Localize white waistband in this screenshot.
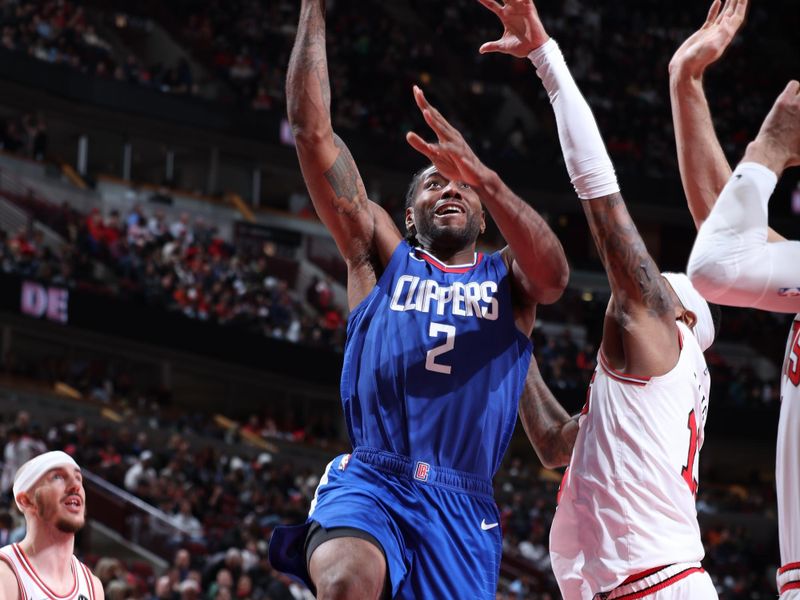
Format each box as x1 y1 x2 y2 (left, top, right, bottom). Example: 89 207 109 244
599 562 704 600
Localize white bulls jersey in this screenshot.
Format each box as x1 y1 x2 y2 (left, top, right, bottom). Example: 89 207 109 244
777 315 800 597
0 543 96 600
550 322 710 599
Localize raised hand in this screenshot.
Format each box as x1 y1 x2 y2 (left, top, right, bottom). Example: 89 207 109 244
405 86 489 187
745 81 800 173
669 0 748 79
476 0 548 58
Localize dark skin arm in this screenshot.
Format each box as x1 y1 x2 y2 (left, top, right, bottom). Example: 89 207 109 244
582 194 679 376
518 357 578 469
287 0 401 309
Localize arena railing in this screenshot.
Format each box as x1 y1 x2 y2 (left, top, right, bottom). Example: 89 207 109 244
82 469 204 561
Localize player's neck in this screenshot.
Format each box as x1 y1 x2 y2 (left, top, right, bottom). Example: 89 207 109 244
419 242 477 266
19 524 75 582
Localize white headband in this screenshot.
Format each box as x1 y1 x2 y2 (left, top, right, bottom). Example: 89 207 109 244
662 272 715 352
13 451 80 511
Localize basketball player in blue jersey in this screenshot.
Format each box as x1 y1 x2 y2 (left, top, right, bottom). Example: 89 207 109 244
268 1 569 598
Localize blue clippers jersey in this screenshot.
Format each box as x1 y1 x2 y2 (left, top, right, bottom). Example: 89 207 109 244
341 240 532 479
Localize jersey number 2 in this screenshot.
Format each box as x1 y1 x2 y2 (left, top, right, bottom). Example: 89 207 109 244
681 409 699 496
426 323 455 375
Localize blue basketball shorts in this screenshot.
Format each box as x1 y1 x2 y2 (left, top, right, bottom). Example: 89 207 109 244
268 448 503 599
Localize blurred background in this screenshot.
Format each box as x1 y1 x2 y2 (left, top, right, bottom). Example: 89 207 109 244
0 0 797 598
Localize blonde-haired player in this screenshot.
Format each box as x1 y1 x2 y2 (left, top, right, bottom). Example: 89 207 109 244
0 451 104 600
670 0 800 595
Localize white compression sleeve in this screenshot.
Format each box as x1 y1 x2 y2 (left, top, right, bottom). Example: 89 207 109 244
529 39 619 200
687 162 800 313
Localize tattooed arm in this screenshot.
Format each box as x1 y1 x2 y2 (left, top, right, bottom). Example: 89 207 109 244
287 0 400 308
519 357 578 469
581 194 680 375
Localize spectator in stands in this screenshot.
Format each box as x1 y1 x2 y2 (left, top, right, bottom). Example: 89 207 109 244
124 449 157 492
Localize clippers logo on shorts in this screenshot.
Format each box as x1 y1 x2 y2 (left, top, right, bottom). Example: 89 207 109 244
779 287 800 297
414 461 430 482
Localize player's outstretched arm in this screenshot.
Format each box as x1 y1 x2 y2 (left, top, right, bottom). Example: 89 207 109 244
406 87 569 316
688 82 800 313
287 0 400 307
669 0 784 242
669 0 742 229
518 357 578 469
478 0 678 373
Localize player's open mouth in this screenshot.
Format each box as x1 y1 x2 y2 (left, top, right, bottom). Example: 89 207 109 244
434 202 465 216
63 496 82 510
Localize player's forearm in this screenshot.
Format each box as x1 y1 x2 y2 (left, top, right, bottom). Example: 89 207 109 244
286 0 332 140
530 40 669 314
669 73 732 229
518 360 577 469
582 193 673 317
476 171 569 304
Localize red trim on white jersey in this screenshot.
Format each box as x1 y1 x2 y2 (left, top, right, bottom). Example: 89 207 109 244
598 352 651 386
605 564 705 599
11 543 78 599
0 553 25 600
414 248 484 273
79 562 95 600
779 562 800 595
782 581 800 595
780 562 800 575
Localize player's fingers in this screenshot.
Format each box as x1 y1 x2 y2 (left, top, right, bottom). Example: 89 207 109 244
713 0 730 24
406 132 437 160
786 80 800 97
732 0 749 23
703 0 722 26
414 88 455 137
476 0 503 17
413 85 429 112
479 39 504 54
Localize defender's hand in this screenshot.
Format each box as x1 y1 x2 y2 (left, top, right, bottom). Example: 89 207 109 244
406 86 488 188
669 0 748 80
477 0 549 58
745 81 800 174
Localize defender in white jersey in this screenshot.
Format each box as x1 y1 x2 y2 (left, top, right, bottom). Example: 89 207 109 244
0 451 103 600
476 0 719 597
668 0 800 595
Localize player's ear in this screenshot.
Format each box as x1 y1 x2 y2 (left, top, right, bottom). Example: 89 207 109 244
405 207 416 233
680 308 698 330
16 491 34 512
480 209 486 234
